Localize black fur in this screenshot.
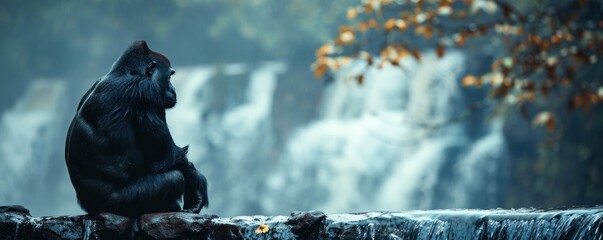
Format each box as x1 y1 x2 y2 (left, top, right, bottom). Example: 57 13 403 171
65 41 208 217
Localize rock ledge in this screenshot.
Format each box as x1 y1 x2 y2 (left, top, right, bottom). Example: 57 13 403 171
1 205 602 239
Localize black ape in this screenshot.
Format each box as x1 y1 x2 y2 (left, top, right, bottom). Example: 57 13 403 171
65 41 208 217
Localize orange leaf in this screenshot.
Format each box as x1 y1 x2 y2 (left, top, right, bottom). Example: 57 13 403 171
339 25 355 34
411 49 422 61
438 0 454 7
255 224 270 234
461 75 483 87
384 18 396 31
528 34 541 45
532 111 555 132
454 32 469 46
316 44 335 57
395 19 408 31
436 44 445 58
415 25 433 39
368 19 379 28
518 92 536 102
313 63 328 79
569 90 600 112
358 19 380 32
358 22 370 32
364 2 374 13
398 49 410 60
347 8 358 20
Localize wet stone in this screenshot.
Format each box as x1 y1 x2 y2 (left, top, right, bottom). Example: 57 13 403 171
0 206 602 239
287 210 327 237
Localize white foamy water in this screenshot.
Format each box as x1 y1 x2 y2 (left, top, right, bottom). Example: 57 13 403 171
264 51 504 214
0 80 72 215
167 62 287 216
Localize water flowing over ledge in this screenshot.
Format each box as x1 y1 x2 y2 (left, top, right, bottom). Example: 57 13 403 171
1 205 601 239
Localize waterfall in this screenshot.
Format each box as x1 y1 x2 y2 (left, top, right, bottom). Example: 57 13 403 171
264 51 505 214
167 62 287 216
0 80 73 216
0 53 506 217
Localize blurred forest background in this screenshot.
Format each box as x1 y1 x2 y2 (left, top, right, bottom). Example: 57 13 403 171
0 0 601 217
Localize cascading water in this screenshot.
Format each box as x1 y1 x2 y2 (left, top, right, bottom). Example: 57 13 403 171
1 52 506 218
167 62 287 216
265 51 505 214
166 51 505 216
0 80 76 215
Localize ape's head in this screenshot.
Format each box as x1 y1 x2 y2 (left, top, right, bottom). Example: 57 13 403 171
110 40 177 109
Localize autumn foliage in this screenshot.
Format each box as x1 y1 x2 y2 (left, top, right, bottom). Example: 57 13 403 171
312 0 603 132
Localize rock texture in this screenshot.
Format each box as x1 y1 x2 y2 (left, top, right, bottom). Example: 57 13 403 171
1 205 602 239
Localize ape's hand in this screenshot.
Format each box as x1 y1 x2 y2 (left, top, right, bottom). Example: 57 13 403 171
173 156 209 214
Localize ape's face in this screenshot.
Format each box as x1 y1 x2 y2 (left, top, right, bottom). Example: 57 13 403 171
146 54 177 109
110 40 177 109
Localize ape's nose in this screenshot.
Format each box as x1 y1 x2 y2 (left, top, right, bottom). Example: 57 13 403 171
170 68 176 76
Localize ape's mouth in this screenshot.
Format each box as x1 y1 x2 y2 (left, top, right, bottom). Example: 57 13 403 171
164 83 177 109
168 82 176 93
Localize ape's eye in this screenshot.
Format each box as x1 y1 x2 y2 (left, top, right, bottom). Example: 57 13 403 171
146 61 157 76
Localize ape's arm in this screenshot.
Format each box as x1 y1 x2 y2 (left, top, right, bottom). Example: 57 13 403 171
172 146 209 213
108 170 185 206
180 162 209 213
